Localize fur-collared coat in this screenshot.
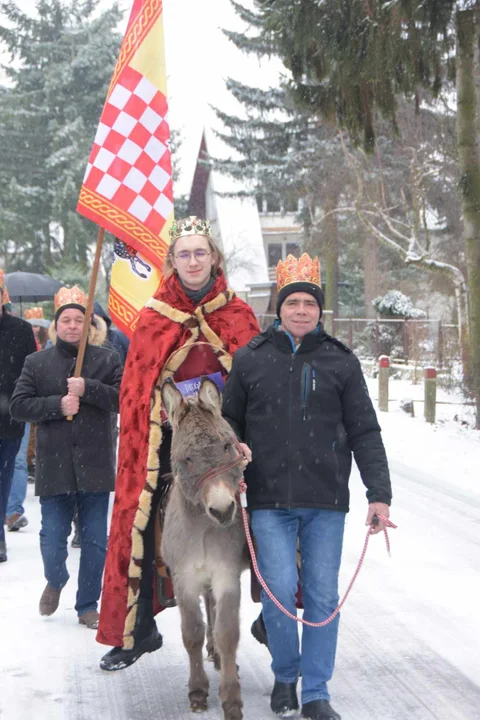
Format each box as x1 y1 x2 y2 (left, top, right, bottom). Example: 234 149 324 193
97 270 259 649
10 326 122 496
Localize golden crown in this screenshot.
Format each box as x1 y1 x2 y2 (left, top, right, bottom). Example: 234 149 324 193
54 286 88 314
276 253 321 291
25 306 45 320
0 269 10 304
169 216 212 243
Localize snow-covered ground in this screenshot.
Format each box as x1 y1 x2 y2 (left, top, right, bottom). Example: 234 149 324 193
1 383 479 720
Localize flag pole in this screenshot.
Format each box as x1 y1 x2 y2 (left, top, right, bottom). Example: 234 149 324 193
67 225 105 421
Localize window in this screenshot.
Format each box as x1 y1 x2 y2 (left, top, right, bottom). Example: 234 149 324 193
265 195 281 213
284 197 298 213
286 243 301 258
267 243 283 267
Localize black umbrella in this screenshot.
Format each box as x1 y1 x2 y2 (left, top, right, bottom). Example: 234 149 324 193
5 271 63 303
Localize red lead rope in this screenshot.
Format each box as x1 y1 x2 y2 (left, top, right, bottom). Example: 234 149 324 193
238 479 397 628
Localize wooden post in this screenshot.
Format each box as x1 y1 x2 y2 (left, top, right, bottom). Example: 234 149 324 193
424 366 437 424
67 226 105 421
378 355 390 412
323 310 333 335
437 320 443 368
403 319 409 362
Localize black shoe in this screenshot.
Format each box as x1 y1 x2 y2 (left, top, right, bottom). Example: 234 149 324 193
100 625 163 671
251 612 269 649
301 699 341 720
99 597 162 671
270 681 299 717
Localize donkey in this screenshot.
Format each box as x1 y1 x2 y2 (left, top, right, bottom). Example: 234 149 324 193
160 377 249 720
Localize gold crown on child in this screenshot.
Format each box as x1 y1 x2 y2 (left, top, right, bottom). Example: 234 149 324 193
169 216 212 243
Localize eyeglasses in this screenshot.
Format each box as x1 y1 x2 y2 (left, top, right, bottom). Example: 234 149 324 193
174 249 212 262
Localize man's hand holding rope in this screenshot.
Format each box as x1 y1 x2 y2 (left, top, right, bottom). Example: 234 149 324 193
366 502 390 535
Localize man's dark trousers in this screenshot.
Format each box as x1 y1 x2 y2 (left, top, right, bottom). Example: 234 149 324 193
0 437 22 544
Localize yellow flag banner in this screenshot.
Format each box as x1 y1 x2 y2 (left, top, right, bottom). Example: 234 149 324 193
77 0 173 337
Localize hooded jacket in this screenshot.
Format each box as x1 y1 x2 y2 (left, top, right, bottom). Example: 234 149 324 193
222 324 392 512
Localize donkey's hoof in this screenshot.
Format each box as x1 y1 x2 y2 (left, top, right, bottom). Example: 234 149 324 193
207 649 221 671
222 700 243 720
189 690 208 713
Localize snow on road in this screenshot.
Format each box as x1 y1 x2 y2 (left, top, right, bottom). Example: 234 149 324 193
1 393 479 720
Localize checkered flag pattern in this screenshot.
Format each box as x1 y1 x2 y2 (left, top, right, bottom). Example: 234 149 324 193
83 65 173 237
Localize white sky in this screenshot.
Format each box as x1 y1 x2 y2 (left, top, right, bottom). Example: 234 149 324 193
0 0 282 195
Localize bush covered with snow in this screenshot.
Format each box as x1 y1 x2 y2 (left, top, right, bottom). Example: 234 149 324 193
373 290 426 320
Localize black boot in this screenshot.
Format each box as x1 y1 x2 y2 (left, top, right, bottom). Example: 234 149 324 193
270 681 299 717
99 598 163 671
301 699 341 720
251 611 269 649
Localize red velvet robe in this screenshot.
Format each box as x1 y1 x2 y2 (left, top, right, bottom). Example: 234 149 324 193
97 271 259 647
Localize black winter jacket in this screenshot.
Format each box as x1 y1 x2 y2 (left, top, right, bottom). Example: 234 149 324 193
222 325 392 512
10 337 122 496
0 312 37 439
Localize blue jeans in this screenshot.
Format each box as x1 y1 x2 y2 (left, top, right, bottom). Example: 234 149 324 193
0 437 22 544
40 491 110 617
251 508 346 705
7 423 30 517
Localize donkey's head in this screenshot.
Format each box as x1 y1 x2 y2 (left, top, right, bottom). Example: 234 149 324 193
161 377 244 527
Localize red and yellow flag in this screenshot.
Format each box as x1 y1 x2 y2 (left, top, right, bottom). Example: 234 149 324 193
77 0 173 337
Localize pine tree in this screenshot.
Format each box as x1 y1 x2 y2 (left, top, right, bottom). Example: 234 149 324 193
224 0 480 426
0 0 122 272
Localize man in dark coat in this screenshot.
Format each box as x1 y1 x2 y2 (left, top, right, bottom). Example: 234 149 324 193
10 286 122 628
222 254 392 720
0 270 37 563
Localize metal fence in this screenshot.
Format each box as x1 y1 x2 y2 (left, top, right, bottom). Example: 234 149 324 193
256 314 460 368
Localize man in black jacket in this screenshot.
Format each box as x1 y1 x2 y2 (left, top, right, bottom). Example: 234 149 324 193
222 254 392 720
10 286 122 628
0 271 37 563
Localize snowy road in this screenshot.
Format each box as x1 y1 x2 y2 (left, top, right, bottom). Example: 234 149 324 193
1 432 480 720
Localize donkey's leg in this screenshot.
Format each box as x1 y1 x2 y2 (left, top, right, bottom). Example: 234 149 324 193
177 583 209 713
212 573 243 720
204 589 220 670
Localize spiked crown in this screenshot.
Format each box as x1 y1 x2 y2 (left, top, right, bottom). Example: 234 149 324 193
54 285 88 318
0 269 11 305
25 307 45 320
276 253 324 317
169 216 212 243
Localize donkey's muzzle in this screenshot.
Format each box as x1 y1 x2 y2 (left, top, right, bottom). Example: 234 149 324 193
208 502 236 526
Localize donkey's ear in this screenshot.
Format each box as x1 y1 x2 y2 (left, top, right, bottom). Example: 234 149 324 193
161 378 184 425
198 377 222 415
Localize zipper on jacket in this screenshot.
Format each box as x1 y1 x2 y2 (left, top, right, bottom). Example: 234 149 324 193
301 363 311 422
287 353 295 507
332 441 339 505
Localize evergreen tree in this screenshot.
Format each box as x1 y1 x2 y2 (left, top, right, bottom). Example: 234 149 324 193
224 0 480 426
0 0 122 272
